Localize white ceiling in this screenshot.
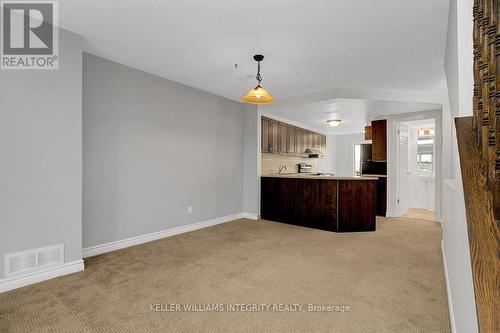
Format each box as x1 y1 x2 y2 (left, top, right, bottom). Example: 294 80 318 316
263 99 441 135
59 0 449 102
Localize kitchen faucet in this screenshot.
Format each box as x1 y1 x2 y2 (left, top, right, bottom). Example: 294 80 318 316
278 165 287 174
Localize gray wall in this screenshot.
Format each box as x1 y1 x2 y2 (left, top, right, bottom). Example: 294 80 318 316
242 105 259 215
83 54 247 248
0 29 83 278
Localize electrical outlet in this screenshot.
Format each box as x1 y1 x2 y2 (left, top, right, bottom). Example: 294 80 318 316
187 206 192 214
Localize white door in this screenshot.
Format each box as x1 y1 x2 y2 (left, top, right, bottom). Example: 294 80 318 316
398 124 410 216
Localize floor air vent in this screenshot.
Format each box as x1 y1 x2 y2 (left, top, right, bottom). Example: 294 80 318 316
5 245 64 278
6 251 36 277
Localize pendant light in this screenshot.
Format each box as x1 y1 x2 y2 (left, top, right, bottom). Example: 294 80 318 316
242 55 275 105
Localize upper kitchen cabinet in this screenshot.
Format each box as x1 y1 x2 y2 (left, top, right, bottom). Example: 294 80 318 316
261 116 326 157
371 120 387 161
294 128 306 155
312 133 321 149
278 123 287 153
364 125 372 140
319 135 326 157
261 117 270 152
278 123 296 154
261 117 280 153
269 119 280 153
306 132 314 149
286 125 296 154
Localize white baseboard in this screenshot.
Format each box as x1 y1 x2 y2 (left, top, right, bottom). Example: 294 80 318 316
0 259 84 293
241 212 259 220
441 240 456 333
82 213 244 258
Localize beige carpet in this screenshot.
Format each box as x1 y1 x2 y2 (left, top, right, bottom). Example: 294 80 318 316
403 208 436 222
0 217 450 333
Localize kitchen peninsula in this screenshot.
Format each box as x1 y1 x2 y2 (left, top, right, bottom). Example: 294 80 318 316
261 174 378 232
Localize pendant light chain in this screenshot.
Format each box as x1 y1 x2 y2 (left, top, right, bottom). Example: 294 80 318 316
256 61 262 85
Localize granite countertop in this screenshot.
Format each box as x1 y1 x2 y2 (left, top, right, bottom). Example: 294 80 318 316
261 173 379 180
360 174 387 178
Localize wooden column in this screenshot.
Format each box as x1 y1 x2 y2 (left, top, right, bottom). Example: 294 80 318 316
469 2 500 332
473 0 500 218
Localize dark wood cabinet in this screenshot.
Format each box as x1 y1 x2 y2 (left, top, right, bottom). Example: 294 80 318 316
261 117 326 157
295 129 306 155
296 128 316 156
312 180 338 231
371 120 387 161
312 133 320 149
364 119 387 214
261 177 377 233
260 117 280 153
278 123 287 153
261 177 296 223
337 180 377 232
278 123 295 154
376 177 387 217
364 125 372 140
304 132 311 150
261 116 327 157
262 177 338 232
295 179 320 228
269 119 280 153
261 117 270 152
286 125 296 153
319 135 326 157
295 179 338 231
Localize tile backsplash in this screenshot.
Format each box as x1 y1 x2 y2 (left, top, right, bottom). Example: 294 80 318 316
261 153 318 175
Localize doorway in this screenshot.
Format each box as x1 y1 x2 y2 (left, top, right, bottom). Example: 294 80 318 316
397 119 437 221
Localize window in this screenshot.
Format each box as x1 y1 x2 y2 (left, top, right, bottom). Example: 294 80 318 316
416 128 434 175
354 144 361 175
417 152 433 173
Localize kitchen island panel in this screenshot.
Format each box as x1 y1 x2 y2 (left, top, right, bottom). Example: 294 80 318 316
295 179 337 231
337 180 377 232
261 177 376 232
261 177 297 224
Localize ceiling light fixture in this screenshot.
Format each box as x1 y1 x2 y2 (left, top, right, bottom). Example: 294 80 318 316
242 55 275 105
327 119 341 127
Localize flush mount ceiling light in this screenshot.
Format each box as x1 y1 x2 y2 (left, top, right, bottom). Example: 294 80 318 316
242 55 275 105
327 119 342 127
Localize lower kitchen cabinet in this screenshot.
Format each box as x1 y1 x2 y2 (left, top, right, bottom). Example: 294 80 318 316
260 177 296 223
261 176 377 232
376 177 387 217
337 180 377 232
295 179 337 231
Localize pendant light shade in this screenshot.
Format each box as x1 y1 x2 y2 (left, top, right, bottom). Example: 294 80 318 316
242 55 275 105
242 85 275 104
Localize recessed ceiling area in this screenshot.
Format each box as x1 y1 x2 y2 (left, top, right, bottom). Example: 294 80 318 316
402 119 436 129
263 99 441 135
59 0 449 102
